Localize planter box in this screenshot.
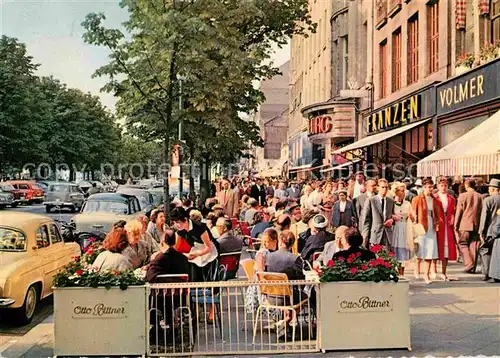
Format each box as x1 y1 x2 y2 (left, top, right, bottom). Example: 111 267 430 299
54 286 147 356
319 280 410 352
455 65 471 75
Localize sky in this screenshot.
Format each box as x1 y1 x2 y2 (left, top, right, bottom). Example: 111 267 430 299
0 0 290 112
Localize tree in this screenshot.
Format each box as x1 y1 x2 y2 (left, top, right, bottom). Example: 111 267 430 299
82 0 315 205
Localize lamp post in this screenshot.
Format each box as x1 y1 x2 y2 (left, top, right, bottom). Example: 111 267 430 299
177 74 185 198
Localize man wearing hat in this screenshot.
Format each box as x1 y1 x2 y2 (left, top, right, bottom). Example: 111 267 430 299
244 198 259 225
479 178 500 281
301 214 334 262
287 181 301 199
287 201 302 224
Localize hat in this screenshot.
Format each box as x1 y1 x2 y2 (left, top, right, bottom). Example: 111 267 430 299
312 214 328 229
287 202 300 211
247 198 258 206
488 178 500 188
414 179 423 187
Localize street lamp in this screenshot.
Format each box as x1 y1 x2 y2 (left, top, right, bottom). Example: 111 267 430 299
176 74 186 197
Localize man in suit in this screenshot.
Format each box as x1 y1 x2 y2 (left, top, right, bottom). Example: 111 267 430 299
216 217 243 254
455 178 484 273
362 179 395 249
216 178 239 218
478 179 500 280
287 181 301 199
250 178 267 206
274 181 288 199
354 179 376 232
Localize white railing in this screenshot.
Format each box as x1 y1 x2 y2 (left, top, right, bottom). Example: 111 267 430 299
146 279 319 356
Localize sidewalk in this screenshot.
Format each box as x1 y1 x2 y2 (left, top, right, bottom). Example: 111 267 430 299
1 263 498 357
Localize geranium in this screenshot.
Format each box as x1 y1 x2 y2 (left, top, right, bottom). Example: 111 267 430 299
319 246 401 283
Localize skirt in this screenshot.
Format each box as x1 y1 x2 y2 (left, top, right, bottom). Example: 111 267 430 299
416 214 438 260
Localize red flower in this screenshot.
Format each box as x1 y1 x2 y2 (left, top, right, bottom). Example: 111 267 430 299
384 262 391 268
388 252 395 257
337 256 345 262
370 244 383 253
75 269 83 276
73 256 80 262
87 249 94 255
347 257 354 263
89 237 96 242
356 252 362 257
113 270 119 276
327 260 335 267
368 259 377 267
360 264 369 270
350 267 358 274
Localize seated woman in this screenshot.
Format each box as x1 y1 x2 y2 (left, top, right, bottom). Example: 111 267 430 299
254 228 279 272
266 230 305 281
333 228 376 262
123 220 152 269
314 225 349 268
93 228 133 272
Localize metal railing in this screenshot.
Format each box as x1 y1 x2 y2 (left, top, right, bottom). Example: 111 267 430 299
146 279 319 356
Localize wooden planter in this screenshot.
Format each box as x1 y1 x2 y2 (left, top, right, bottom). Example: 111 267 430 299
318 280 410 352
455 65 471 75
54 286 147 356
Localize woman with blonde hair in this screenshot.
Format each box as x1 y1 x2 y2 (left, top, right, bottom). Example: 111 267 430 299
391 182 414 276
123 219 153 269
300 185 313 210
189 209 203 223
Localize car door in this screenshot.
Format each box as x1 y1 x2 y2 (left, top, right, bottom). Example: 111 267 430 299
47 223 68 272
35 224 56 297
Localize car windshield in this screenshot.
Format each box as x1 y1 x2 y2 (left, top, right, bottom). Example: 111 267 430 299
82 200 129 214
50 185 69 192
0 227 27 252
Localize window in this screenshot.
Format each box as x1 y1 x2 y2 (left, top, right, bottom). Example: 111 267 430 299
392 28 402 92
319 19 322 52
380 40 388 98
323 66 327 99
408 14 419 84
492 0 500 45
342 36 349 90
36 225 50 249
49 224 62 244
428 1 439 74
324 9 327 47
0 227 27 252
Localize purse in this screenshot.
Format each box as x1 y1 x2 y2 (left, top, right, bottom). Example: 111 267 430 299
412 223 426 238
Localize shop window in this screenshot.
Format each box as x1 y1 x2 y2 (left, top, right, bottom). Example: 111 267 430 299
427 122 433 151
418 125 426 152
380 39 388 98
342 36 349 90
492 0 500 45
392 28 402 92
427 1 439 74
405 131 411 153
411 127 419 154
408 13 419 84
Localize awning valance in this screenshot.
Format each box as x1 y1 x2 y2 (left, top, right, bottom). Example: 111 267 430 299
417 111 500 177
333 119 431 154
321 159 362 173
289 163 312 172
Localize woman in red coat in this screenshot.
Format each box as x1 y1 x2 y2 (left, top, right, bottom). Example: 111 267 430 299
434 177 458 280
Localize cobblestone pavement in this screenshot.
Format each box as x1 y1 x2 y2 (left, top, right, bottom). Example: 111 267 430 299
0 263 498 357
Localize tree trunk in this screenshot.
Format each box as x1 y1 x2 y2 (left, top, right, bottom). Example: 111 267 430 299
200 157 211 205
69 165 75 182
189 145 195 201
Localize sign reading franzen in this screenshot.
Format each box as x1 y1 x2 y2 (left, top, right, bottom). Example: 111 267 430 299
338 295 392 313
437 59 500 116
366 95 421 134
73 303 127 318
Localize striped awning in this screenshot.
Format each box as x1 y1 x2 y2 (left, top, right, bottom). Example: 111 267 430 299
417 111 500 177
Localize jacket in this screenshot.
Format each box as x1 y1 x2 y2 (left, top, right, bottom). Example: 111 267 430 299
455 190 484 232
266 248 305 280
412 193 442 233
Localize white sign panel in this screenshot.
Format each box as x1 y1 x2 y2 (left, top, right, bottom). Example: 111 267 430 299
337 294 393 313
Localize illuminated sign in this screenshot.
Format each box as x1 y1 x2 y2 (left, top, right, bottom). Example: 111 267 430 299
308 115 333 136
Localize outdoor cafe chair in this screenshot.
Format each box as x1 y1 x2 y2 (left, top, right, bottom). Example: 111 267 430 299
219 251 242 280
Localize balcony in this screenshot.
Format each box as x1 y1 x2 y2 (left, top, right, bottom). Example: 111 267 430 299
388 0 402 18
376 0 388 29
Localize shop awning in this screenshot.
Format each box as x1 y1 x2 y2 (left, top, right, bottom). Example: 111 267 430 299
417 111 500 177
321 159 362 173
289 163 312 172
333 119 432 154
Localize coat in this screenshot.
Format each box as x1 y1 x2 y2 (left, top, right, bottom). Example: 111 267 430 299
455 190 484 232
216 188 239 218
411 193 442 233
354 193 372 230
250 185 267 206
479 195 500 237
434 193 457 260
332 200 357 228
361 195 395 247
266 248 305 280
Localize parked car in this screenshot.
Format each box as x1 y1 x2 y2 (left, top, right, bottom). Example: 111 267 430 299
115 187 154 211
0 183 19 208
43 182 85 213
0 187 15 209
7 181 45 204
0 212 81 324
70 193 144 235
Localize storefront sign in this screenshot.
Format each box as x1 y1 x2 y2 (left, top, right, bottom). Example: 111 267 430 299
437 59 500 116
338 295 393 313
366 95 422 134
309 115 333 135
72 302 128 318
307 107 356 141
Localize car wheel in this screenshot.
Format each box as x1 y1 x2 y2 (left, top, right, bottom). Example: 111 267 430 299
10 202 19 208
12 285 39 325
45 205 52 213
26 200 33 206
0 204 5 210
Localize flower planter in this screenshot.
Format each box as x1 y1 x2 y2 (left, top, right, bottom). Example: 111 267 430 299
455 65 470 75
318 280 410 352
54 286 147 356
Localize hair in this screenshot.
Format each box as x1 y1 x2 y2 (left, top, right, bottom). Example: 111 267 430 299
206 212 218 226
276 214 291 229
113 220 127 229
378 178 389 186
302 208 319 224
164 229 176 247
182 198 192 207
150 209 160 223
391 181 406 194
422 178 434 186
217 217 232 231
102 228 129 253
241 194 249 204
249 199 259 207
437 176 448 185
262 227 278 243
464 178 477 189
275 200 288 211
124 219 143 232
189 209 203 222
345 228 363 248
279 230 296 249
170 207 188 222
253 211 264 224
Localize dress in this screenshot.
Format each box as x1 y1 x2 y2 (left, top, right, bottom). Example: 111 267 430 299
416 196 439 260
392 201 411 262
436 192 458 260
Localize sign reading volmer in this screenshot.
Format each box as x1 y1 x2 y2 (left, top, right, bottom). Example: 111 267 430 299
436 58 500 116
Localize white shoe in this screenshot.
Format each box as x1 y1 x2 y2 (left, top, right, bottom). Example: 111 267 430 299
430 272 437 280
414 272 420 280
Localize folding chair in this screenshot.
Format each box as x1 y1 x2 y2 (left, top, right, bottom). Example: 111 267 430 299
252 272 310 344
240 258 255 280
219 251 242 280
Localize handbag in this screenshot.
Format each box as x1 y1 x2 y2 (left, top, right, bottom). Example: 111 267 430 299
412 223 426 238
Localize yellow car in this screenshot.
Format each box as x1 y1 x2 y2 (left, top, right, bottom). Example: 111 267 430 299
0 212 81 324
